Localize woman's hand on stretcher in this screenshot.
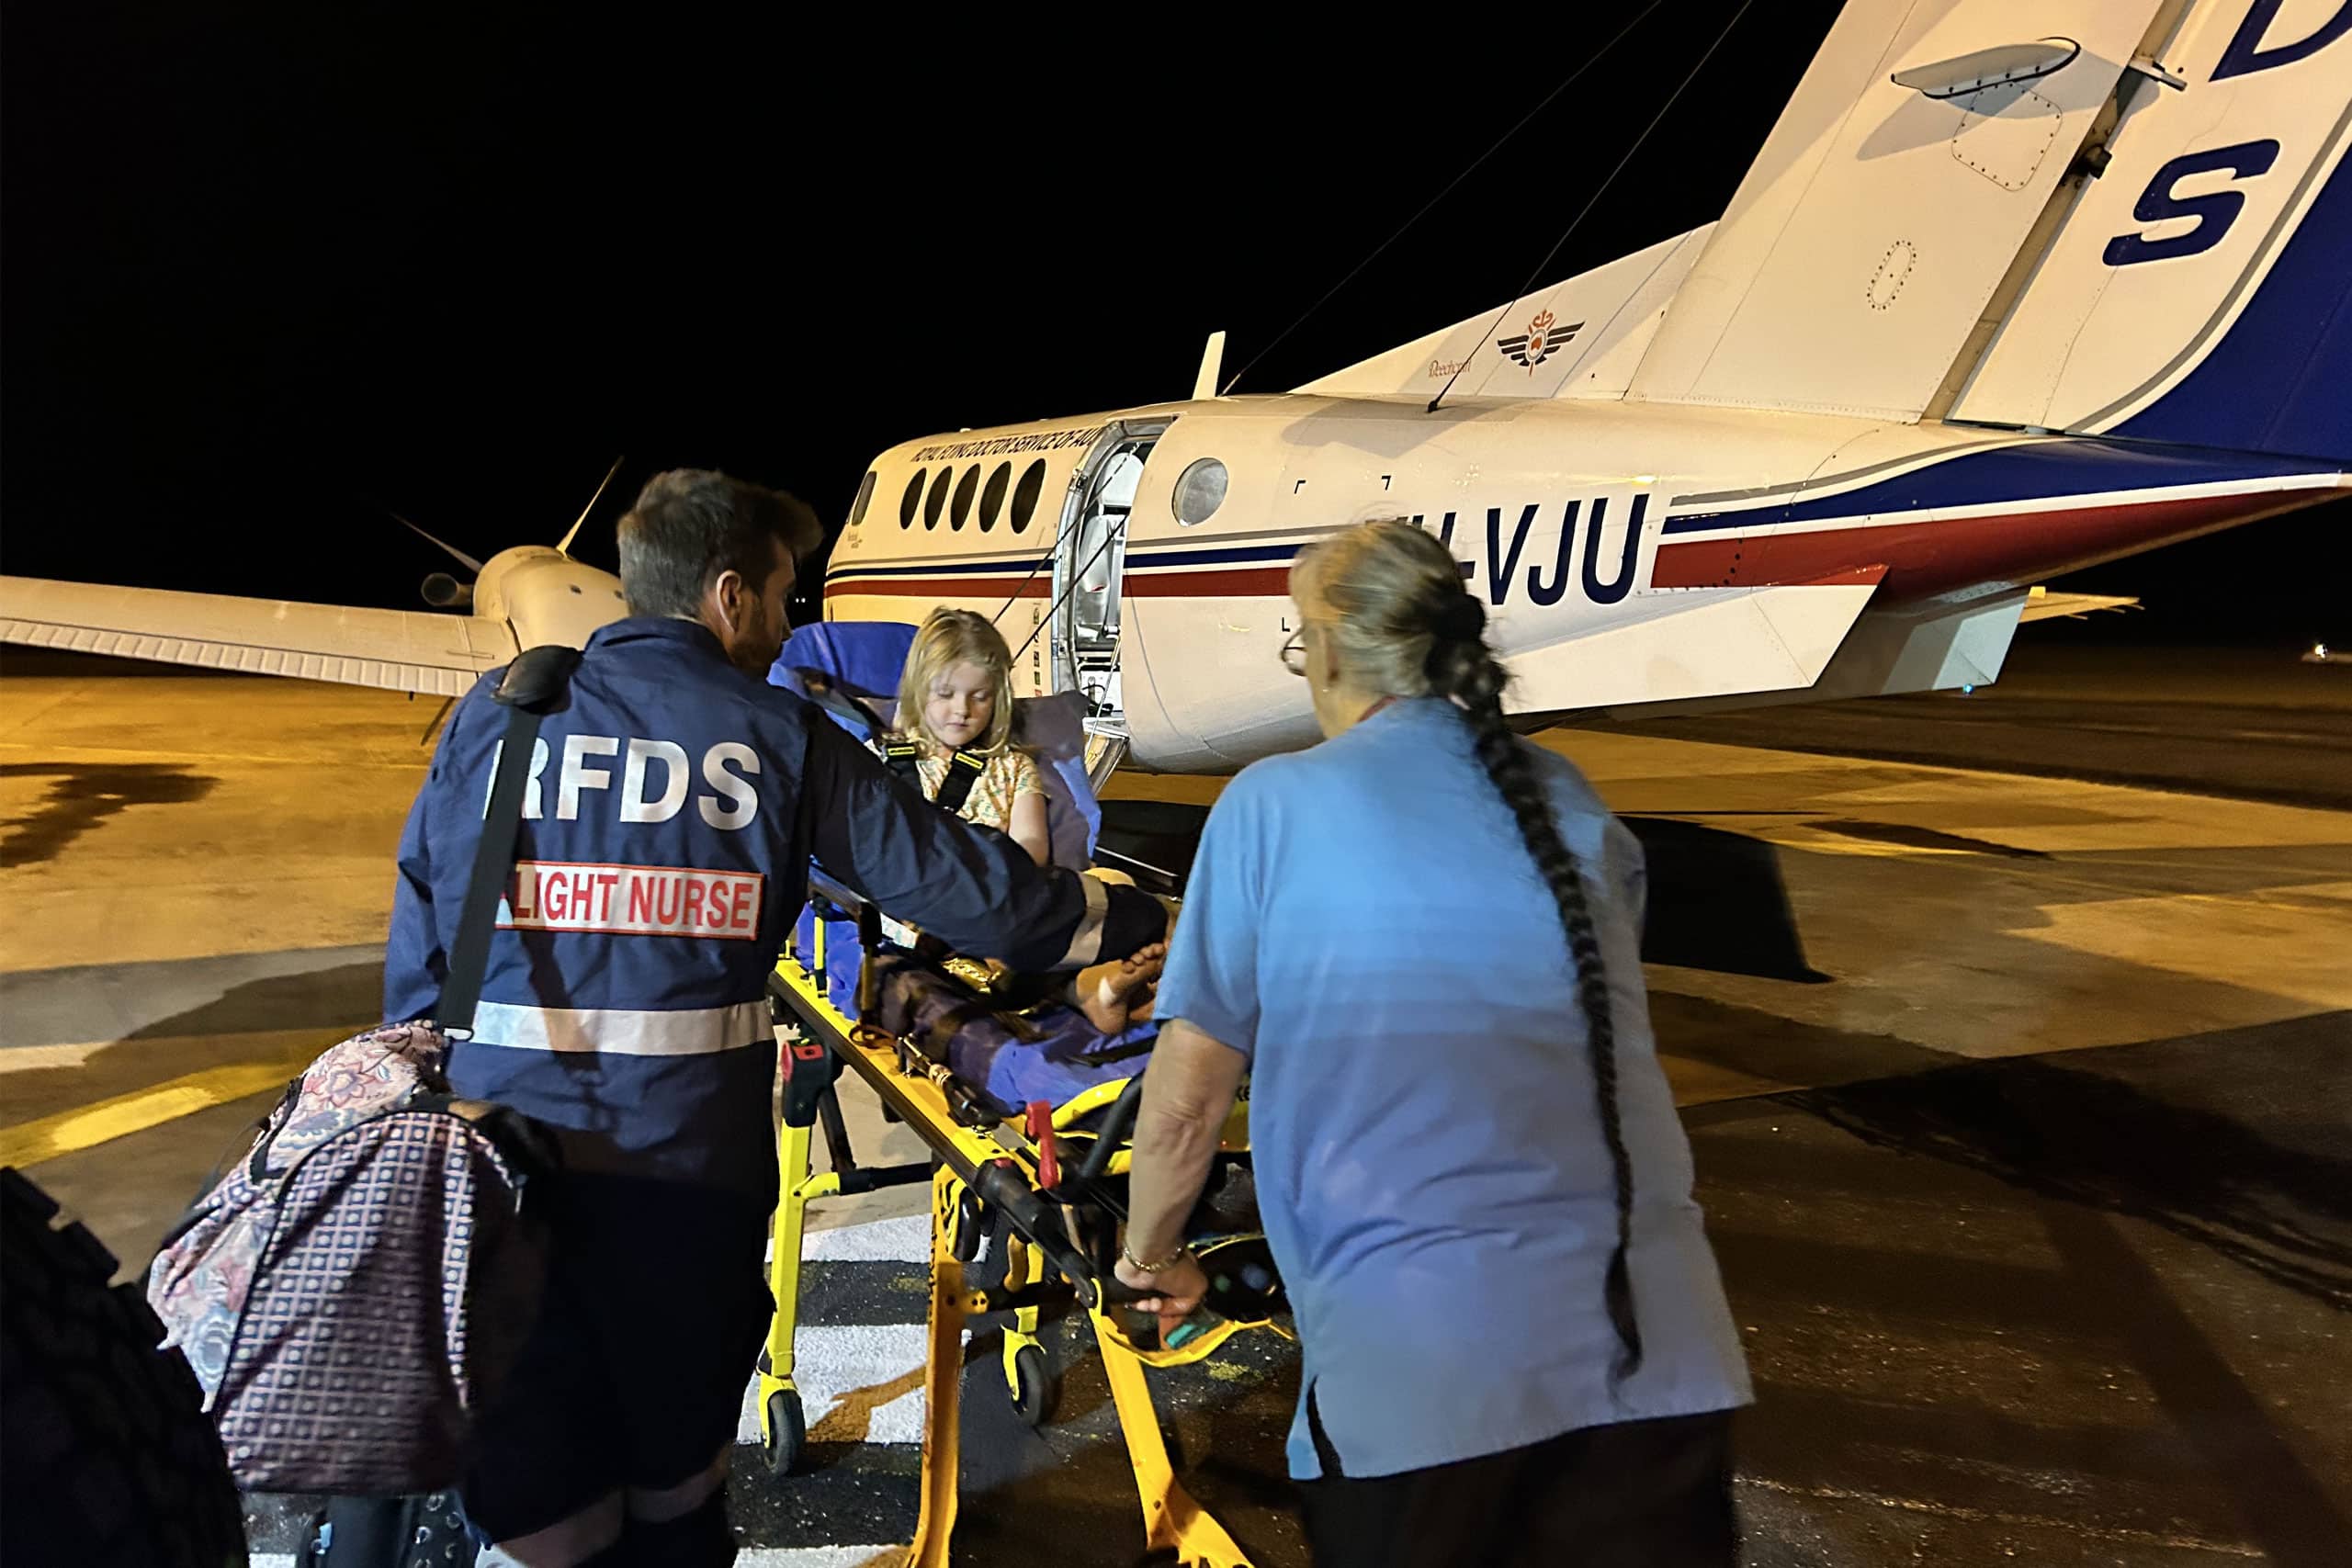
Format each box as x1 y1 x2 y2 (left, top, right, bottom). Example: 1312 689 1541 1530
1114 1251 1211 1341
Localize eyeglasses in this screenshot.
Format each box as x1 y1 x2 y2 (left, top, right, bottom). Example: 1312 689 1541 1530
1280 627 1306 677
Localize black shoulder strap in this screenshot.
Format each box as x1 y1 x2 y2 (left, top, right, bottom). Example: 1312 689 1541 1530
435 646 581 1038
933 750 988 815
883 740 988 816
882 739 926 787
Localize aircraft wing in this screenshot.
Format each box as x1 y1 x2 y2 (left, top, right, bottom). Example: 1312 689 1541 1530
2019 588 2140 622
0 576 515 696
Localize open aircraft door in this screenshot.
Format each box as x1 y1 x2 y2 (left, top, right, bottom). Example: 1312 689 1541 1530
1049 420 1171 774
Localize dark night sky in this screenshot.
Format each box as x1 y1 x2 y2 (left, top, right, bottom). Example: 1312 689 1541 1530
3 3 2338 645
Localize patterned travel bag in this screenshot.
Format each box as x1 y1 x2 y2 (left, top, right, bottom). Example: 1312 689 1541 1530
146 1021 556 1494
144 648 575 1495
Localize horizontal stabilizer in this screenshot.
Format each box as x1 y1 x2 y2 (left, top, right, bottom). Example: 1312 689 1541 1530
1505 572 1887 717
2020 587 2139 621
1579 590 2030 723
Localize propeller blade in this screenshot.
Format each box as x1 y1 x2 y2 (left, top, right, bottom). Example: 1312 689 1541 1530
418 694 458 747
558 456 625 556
390 512 484 575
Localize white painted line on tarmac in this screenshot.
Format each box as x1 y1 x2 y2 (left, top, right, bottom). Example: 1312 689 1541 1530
736 1322 947 1447
799 1213 929 1263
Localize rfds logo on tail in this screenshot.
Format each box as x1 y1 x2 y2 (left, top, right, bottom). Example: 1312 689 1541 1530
1497 310 1584 371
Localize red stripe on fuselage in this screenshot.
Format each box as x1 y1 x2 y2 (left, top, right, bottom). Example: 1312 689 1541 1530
1123 567 1293 597
824 567 1294 599
825 576 1053 599
827 487 2319 607
1652 490 2304 599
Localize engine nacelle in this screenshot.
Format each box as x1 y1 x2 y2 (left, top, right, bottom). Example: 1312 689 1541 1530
421 572 472 609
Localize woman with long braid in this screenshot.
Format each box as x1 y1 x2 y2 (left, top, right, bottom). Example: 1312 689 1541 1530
1115 521 1748 1567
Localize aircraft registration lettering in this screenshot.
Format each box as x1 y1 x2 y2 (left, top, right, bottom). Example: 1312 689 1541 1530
501 860 764 940
1415 494 1651 608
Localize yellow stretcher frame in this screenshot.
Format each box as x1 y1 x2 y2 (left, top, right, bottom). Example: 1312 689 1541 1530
760 933 1261 1568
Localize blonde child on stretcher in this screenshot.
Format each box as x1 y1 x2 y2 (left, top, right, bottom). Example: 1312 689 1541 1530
885 608 1163 1033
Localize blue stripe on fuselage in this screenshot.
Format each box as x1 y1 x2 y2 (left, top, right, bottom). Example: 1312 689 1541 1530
1659 437 2337 536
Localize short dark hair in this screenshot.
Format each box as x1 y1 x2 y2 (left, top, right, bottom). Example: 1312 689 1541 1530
616 469 823 619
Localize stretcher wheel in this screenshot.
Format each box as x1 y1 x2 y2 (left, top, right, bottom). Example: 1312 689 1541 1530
762 1388 805 1476
951 1190 983 1263
1010 1344 1055 1427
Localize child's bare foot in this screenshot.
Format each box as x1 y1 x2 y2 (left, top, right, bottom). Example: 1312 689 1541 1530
1077 942 1166 1034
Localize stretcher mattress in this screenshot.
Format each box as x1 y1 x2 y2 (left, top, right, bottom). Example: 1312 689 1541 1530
867 951 1156 1117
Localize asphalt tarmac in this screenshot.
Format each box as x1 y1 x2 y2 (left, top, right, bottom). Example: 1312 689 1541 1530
2 637 2345 1566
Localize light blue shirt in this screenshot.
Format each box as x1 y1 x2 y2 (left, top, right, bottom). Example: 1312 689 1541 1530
1153 699 1751 1480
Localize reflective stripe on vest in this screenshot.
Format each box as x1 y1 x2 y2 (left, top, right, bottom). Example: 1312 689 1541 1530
468 1000 771 1056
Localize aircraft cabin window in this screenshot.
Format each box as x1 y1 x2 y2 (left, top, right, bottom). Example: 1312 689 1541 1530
924 466 954 530
949 465 980 530
978 462 1012 531
850 470 877 527
1173 457 1228 527
900 469 927 528
1009 459 1046 533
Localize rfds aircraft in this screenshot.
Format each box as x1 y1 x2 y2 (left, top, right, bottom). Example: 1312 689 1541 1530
6 0 2347 773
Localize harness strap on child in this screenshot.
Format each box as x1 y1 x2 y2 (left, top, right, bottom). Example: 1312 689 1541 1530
883 741 988 817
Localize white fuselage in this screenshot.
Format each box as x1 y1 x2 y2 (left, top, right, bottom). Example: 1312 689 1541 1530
820 396 2345 771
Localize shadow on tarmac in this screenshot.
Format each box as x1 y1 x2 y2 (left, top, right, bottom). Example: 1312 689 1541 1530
0 761 216 868
1710 1011 2352 1566
1787 1015 2352 1312
1097 800 1832 985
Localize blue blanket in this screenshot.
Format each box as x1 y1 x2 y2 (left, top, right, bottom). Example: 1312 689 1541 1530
869 951 1155 1116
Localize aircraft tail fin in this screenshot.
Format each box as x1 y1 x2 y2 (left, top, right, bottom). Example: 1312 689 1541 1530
1950 1 2352 462
1624 0 2181 422
1299 0 2351 464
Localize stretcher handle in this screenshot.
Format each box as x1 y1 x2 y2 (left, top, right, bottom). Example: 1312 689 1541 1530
1073 1076 1147 1189
969 1157 1094 1300
1096 1272 1153 1308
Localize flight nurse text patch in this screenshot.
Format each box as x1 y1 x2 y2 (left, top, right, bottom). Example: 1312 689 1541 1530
500 860 764 940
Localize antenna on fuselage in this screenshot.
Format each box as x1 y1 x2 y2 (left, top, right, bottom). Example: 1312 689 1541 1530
1429 0 1754 413
1192 333 1227 400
